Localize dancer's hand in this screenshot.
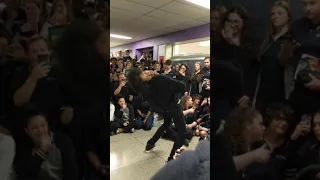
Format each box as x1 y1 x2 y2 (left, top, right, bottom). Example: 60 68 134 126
184 92 188 96
123 122 128 126
143 119 147 124
173 147 185 160
196 118 201 123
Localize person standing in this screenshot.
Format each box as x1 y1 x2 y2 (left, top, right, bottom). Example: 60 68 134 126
127 68 187 162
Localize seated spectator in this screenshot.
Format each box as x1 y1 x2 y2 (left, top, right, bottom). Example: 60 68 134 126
13 106 78 180
40 0 70 39
180 95 197 129
110 101 119 135
195 97 211 139
288 109 320 180
0 126 15 180
244 103 304 180
224 107 270 179
10 35 62 129
192 94 202 112
114 97 136 133
136 95 153 131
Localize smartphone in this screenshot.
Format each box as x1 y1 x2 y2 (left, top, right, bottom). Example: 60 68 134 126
301 114 312 128
38 54 50 65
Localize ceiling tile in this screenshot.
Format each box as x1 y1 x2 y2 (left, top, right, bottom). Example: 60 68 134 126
160 1 209 19
126 0 174 8
146 9 193 23
183 20 207 27
110 0 155 14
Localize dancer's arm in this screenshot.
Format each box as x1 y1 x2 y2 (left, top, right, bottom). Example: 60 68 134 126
169 78 187 93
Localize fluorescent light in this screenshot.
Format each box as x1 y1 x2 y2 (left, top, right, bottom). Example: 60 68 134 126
110 34 132 39
185 0 210 9
199 40 210 47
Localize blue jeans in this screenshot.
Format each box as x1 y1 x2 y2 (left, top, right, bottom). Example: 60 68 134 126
136 113 154 130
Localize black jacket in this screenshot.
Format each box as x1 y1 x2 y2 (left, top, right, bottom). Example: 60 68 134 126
144 75 186 113
211 38 258 102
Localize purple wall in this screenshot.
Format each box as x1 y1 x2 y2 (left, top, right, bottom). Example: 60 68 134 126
110 23 210 60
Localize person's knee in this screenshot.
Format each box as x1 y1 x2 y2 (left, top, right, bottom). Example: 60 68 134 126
200 131 207 137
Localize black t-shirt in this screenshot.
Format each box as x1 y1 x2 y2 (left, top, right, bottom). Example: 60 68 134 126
190 72 200 94
112 81 129 102
290 17 320 114
163 70 178 79
10 65 61 128
257 34 288 103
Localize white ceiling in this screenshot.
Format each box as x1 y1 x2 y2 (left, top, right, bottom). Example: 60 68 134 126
110 0 210 47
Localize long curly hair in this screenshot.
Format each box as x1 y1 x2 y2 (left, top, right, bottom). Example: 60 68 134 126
180 95 192 111
220 5 257 52
126 68 145 95
53 19 108 105
224 106 261 155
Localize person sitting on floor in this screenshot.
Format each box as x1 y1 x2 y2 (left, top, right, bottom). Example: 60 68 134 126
136 95 154 131
13 106 78 180
114 96 136 133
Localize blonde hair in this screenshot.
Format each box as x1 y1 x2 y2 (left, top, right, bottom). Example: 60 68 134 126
191 61 202 79
260 0 291 56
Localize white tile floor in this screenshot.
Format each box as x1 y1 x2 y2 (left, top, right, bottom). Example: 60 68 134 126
110 125 199 180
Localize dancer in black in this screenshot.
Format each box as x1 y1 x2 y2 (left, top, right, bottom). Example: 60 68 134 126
127 68 187 162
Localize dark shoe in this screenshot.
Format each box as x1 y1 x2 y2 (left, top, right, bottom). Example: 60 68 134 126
184 139 190 147
145 143 155 153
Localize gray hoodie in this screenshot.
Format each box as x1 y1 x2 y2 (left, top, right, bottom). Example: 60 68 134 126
151 140 210 180
0 134 15 180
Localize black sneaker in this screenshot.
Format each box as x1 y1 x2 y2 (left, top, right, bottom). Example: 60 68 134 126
184 139 190 147
145 143 155 153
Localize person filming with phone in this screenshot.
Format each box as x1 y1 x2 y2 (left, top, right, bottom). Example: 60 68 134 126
10 35 69 132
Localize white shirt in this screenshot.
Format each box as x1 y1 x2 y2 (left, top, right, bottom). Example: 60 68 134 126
110 103 115 121
0 134 15 180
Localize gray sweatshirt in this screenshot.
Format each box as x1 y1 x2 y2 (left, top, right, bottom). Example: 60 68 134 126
0 134 15 180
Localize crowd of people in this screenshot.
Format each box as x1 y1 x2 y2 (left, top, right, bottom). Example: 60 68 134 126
109 55 212 147
0 0 110 180
207 0 320 180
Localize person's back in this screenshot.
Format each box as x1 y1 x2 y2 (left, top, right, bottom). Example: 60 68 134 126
146 75 185 113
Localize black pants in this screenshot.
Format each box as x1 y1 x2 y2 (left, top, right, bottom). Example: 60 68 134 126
122 121 137 133
163 126 193 140
110 121 120 133
147 108 186 161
